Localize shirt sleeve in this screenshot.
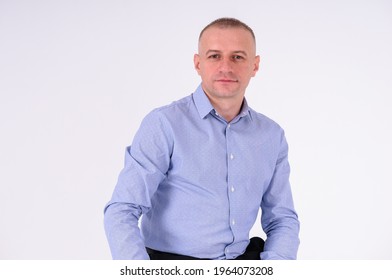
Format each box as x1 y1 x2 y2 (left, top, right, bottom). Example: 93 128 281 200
260 131 300 260
103 110 173 259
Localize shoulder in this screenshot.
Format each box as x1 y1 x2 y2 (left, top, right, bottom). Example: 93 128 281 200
138 94 193 131
248 107 284 135
147 94 193 119
247 108 289 154
154 94 193 114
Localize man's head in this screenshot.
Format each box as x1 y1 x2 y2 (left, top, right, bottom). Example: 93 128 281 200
198 18 256 46
194 18 260 105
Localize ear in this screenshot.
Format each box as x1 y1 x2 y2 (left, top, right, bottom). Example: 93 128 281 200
194 54 201 75
252 55 260 77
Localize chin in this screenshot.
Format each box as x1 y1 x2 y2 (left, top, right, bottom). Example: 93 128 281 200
215 87 241 96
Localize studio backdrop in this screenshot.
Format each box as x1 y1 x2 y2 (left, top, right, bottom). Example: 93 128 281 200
0 0 391 259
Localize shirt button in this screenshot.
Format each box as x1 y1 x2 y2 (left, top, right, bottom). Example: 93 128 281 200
230 154 234 160
225 248 230 254
232 219 236 226
231 186 235 192
227 124 231 128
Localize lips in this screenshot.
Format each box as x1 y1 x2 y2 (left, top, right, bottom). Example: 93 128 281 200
215 78 238 83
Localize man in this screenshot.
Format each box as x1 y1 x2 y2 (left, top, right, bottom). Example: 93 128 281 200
104 18 300 260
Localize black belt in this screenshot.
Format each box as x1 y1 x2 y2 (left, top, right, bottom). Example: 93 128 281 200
146 237 264 260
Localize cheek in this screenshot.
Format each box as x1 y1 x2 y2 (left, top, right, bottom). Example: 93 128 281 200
201 66 215 77
244 65 257 77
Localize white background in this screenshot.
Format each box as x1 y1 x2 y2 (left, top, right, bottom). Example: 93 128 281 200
1 0 391 259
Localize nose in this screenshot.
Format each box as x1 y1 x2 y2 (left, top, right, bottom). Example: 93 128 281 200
218 57 234 73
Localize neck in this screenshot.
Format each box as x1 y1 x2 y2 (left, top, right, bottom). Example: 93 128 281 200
208 96 243 122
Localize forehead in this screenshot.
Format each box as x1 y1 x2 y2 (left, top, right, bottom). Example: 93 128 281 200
198 26 256 53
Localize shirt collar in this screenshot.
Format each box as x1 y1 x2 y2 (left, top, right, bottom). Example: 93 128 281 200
193 84 215 119
192 83 252 121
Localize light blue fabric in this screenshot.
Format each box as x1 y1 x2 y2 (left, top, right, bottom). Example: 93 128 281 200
104 84 300 260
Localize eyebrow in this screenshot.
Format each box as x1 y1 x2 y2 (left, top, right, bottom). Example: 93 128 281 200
205 50 248 56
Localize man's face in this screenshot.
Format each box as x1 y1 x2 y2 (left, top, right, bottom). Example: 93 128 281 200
194 26 260 103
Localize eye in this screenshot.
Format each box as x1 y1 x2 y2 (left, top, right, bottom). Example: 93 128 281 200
233 55 244 60
208 54 220 59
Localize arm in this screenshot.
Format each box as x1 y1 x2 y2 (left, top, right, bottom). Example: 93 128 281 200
104 111 173 259
260 131 300 260
104 200 150 259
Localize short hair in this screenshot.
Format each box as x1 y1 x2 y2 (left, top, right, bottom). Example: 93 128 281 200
199 17 256 42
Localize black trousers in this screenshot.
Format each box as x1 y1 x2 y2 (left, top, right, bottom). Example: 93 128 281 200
146 237 264 260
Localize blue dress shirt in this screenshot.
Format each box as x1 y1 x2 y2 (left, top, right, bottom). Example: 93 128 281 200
104 84 300 260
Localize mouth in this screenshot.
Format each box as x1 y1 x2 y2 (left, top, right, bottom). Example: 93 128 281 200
215 79 238 83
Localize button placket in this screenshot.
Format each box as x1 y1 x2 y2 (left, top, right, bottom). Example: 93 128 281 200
225 121 238 250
